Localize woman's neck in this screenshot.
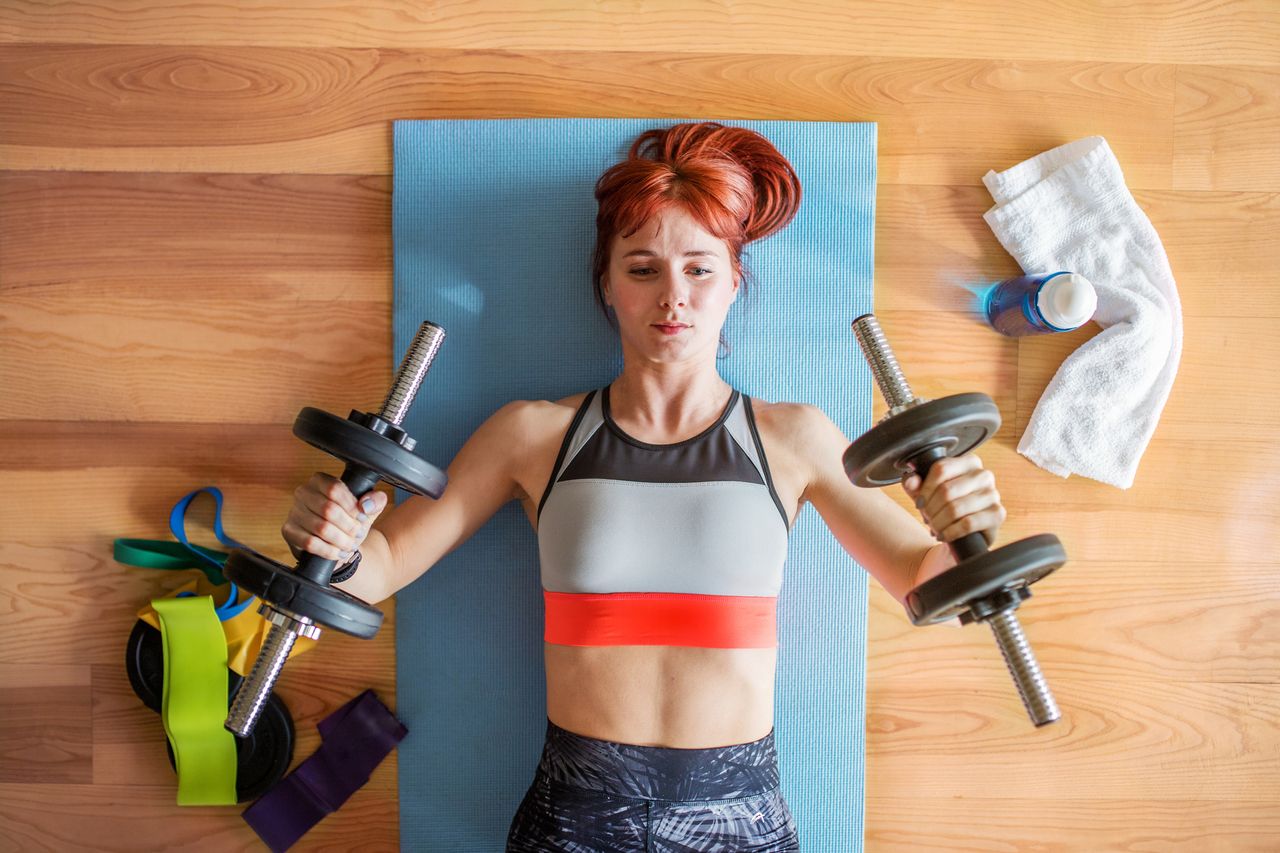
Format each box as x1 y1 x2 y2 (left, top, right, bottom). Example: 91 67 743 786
608 371 733 438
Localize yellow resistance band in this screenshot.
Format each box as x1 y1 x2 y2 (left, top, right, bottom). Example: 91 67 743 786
153 596 238 806
139 576 316 677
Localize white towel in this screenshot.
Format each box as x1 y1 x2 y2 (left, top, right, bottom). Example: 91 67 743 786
981 136 1184 490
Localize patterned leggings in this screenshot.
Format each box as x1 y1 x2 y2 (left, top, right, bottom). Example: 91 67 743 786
506 718 801 852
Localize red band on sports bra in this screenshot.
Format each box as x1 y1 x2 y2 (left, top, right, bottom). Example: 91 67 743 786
543 590 777 649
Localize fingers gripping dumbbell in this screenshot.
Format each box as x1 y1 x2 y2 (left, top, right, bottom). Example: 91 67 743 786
222 321 449 738
843 314 1066 728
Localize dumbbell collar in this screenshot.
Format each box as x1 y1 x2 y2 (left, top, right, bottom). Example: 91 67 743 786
346 409 417 453
879 395 929 425
260 602 322 640
958 586 1032 626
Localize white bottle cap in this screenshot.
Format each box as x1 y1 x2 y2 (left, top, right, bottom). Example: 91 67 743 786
1037 273 1097 330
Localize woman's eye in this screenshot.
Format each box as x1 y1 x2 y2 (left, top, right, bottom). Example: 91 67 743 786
628 267 713 276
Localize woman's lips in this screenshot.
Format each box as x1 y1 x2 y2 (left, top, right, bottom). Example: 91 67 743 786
653 324 687 336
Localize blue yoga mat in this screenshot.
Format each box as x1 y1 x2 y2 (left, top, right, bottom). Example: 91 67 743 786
392 117 876 851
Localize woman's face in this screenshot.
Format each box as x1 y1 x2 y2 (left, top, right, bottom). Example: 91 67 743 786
602 206 738 364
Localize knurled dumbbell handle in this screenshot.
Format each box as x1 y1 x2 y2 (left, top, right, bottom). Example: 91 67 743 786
226 614 302 737
380 321 446 428
988 609 1061 726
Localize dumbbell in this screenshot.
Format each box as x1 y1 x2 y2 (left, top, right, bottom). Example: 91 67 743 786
223 320 449 738
125 618 295 802
843 314 1066 727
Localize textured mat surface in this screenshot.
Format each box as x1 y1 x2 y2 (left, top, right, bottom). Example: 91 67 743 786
392 118 876 851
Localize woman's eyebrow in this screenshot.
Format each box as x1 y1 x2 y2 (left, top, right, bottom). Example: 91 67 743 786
623 250 717 258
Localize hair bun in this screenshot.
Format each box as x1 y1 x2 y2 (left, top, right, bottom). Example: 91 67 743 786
628 122 801 244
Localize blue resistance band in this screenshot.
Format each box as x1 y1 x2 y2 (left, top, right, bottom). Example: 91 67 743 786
113 487 256 621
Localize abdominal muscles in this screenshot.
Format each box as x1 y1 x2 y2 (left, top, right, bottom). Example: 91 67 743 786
543 642 778 749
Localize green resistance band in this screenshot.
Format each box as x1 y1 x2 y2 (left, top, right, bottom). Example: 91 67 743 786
114 538 230 587
152 596 238 806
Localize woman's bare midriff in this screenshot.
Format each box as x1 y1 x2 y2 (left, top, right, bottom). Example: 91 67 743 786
514 391 803 749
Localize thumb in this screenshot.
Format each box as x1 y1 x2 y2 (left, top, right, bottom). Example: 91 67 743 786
359 491 388 517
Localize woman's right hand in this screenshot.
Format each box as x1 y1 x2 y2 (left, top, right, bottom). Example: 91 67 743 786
282 472 390 563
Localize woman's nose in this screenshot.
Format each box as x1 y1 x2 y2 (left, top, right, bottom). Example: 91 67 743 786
658 275 688 308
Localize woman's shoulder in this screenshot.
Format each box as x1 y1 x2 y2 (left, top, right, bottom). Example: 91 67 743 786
740 393 816 431
551 390 594 410
740 396 850 471
487 391 594 439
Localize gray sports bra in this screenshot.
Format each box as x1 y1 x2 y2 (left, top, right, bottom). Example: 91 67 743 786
536 384 790 598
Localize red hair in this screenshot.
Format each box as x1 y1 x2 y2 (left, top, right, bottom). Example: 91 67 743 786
591 122 802 354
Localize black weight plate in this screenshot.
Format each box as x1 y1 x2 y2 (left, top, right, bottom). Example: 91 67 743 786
905 534 1066 626
294 407 447 499
127 619 239 714
843 393 1001 487
125 618 165 712
166 684 295 803
224 549 384 639
130 621 297 802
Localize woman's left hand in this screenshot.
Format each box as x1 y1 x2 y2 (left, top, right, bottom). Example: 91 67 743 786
900 453 1007 549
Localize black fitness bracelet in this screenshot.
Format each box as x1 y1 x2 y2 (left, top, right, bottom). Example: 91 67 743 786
330 550 362 583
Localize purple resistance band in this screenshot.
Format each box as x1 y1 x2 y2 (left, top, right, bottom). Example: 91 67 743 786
241 689 408 852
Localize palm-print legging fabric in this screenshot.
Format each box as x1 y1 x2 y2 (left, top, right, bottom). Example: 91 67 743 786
506 718 801 852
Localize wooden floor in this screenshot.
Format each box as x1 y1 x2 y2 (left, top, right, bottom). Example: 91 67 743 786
2 2 1278 850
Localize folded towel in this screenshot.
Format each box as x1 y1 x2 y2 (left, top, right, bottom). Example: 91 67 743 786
981 136 1184 489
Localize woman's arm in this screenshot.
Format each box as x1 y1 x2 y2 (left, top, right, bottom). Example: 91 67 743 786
335 399 531 604
795 404 1004 610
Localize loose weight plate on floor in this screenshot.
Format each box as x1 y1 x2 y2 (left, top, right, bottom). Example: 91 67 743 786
126 618 167 712
126 620 296 802
163 674 296 803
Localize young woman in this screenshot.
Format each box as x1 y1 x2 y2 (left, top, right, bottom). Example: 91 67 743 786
282 122 1006 851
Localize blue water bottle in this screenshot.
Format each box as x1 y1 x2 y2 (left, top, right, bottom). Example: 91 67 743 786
984 271 1097 337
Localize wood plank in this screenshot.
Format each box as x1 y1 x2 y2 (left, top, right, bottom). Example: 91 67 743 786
0 666 92 784
0 47 1176 182
864 798 1280 851
0 781 397 852
1 0 1276 66
874 185 1280 319
1176 64 1280 191
0 298 393 422
0 171 391 297
861 677 1280 800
